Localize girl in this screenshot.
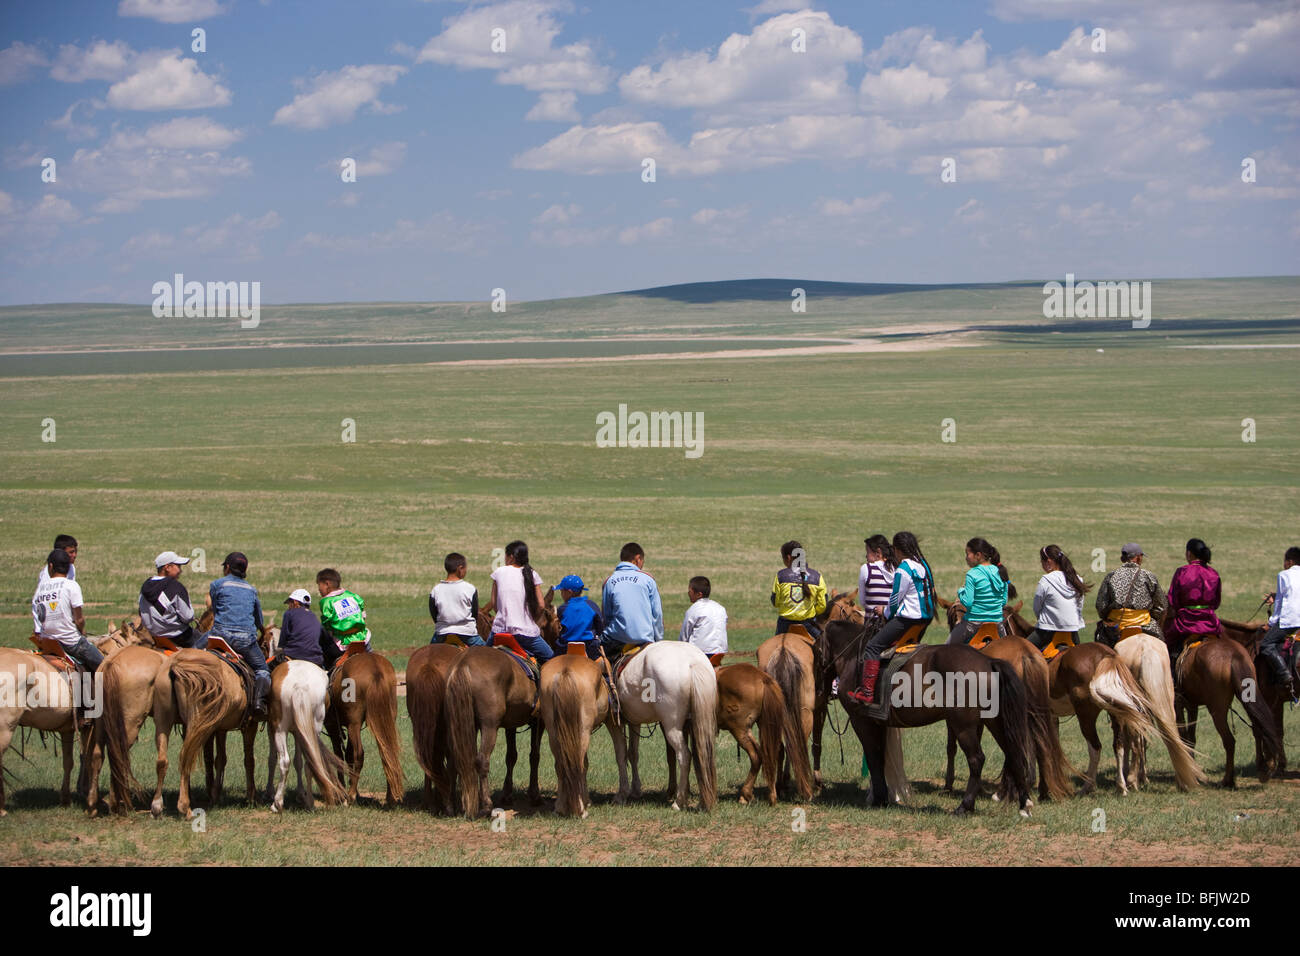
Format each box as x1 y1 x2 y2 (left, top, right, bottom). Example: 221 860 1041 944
1165 538 1221 661
483 540 551 662
857 534 895 618
1030 544 1089 649
946 538 1008 645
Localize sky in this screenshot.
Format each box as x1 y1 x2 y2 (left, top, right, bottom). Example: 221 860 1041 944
0 0 1297 305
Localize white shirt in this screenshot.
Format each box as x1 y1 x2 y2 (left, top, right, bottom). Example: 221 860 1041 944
490 565 543 637
680 598 728 654
1269 566 1300 629
38 563 76 587
1033 570 1086 631
431 578 479 637
32 576 83 646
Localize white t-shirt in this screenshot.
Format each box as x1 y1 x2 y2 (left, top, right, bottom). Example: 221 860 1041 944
431 579 479 637
490 565 543 637
1269 566 1300 629
680 598 728 654
38 563 76 587
32 576 84 646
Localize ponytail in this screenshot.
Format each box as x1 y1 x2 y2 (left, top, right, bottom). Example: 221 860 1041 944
1040 544 1092 596
1186 538 1212 565
505 539 540 617
865 533 896 572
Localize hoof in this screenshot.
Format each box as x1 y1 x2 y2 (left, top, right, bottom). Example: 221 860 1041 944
952 804 970 817
0 808 7 818
738 794 751 805
991 792 1002 803
580 809 589 820
670 800 682 811
613 792 627 806
1019 809 1031 819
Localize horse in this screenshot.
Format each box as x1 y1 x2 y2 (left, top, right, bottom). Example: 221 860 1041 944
405 641 466 814
1220 617 1294 774
611 640 718 812
938 598 1074 804
1175 636 1282 787
1110 630 1206 791
325 648 404 806
267 660 348 811
149 647 258 819
715 662 807 805
824 614 1032 815
444 645 543 818
540 650 616 817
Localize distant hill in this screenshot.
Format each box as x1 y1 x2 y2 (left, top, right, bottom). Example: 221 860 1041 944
614 278 1038 303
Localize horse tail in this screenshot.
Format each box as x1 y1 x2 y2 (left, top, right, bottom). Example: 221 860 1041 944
883 727 910 804
290 670 348 807
445 661 481 818
1022 654 1075 801
170 655 231 778
365 664 405 805
687 659 718 812
551 666 589 816
100 658 144 812
1230 651 1283 778
768 645 812 798
753 670 793 800
406 663 441 784
989 659 1030 803
1125 637 1207 790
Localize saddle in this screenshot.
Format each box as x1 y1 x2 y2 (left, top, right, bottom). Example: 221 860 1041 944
965 622 1003 651
204 635 257 716
328 640 370 677
149 632 181 656
29 635 80 674
880 623 926 662
867 642 926 723
491 634 543 712
1040 630 1077 662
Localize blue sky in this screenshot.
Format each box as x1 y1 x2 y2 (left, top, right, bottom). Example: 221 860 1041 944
1 0 1297 305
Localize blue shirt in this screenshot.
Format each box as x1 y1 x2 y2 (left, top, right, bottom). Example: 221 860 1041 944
601 562 663 646
278 606 324 666
209 573 264 638
559 595 604 645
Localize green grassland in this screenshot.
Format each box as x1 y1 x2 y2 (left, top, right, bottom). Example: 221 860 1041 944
0 278 1297 865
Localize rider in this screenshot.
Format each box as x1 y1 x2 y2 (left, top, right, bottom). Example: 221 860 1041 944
1028 544 1089 650
600 542 664 659
37 534 78 588
32 548 102 672
555 574 604 659
317 568 371 668
1261 546 1300 704
680 575 728 666
946 537 1008 645
206 551 271 719
277 588 325 667
1095 543 1166 643
138 550 201 648
857 534 895 619
1165 538 1221 669
430 552 485 646
483 540 551 662
771 540 828 638
844 531 937 707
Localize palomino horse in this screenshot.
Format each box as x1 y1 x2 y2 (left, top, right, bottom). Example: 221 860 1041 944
1175 636 1282 787
540 650 617 817
267 660 347 811
1220 617 1292 775
1111 630 1206 791
612 641 718 812
939 598 1074 804
150 646 258 819
445 644 542 818
326 648 404 806
824 615 1032 815
715 662 808 805
406 641 467 814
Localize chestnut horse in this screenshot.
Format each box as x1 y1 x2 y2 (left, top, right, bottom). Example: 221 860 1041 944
406 641 467 814
540 651 617 817
1220 617 1294 774
715 662 808 805
326 649 404 806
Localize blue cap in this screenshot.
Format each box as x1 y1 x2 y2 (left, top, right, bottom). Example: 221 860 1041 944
557 574 587 592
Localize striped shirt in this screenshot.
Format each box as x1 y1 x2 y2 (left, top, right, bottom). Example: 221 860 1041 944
858 561 893 611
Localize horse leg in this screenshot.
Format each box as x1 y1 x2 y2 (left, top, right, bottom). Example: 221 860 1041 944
851 717 889 807
1076 706 1102 794
665 735 677 801
475 723 497 815
811 689 827 792
87 726 104 816
297 740 313 810
59 729 75 807
665 723 689 810
204 736 216 803
954 720 985 815
1109 716 1130 796
735 727 762 805
0 724 12 816
1210 704 1235 789
346 716 363 803
528 717 542 805
272 726 290 812
213 733 227 806
502 725 518 805
609 720 630 805
264 721 277 801
943 723 957 792
628 724 643 799
150 722 169 818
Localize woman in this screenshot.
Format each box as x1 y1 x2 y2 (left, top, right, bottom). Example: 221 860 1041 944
857 534 895 618
1165 538 1221 662
844 531 937 707
482 540 551 662
1029 544 1089 650
946 538 1008 645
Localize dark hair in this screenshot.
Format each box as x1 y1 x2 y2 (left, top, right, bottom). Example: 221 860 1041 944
1286 547 1300 564
506 540 539 618
780 540 804 562
53 534 77 552
1186 538 1212 565
966 537 1000 565
1039 544 1092 595
46 548 71 575
689 575 711 598
892 531 936 619
444 552 467 575
316 568 341 589
619 542 644 563
864 534 895 571
222 551 248 578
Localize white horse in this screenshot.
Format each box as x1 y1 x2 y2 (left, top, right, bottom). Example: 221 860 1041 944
1113 632 1206 791
266 660 347 812
611 641 717 811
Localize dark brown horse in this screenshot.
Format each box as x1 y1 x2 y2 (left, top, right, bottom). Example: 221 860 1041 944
824 615 1032 815
405 642 466 814
715 662 809 805
326 649 404 806
1220 618 1294 774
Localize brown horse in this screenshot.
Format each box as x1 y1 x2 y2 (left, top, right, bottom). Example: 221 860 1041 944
149 648 257 819
1176 636 1282 787
938 598 1074 804
326 649 404 806
406 641 466 814
1220 617 1293 774
715 662 808 805
540 651 615 817
445 645 542 818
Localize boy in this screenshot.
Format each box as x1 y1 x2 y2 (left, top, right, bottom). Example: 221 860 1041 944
680 575 728 666
555 574 604 659
771 540 828 638
38 534 78 587
278 588 325 667
430 552 485 646
317 568 370 668
1262 546 1300 704
139 550 199 648
32 548 102 672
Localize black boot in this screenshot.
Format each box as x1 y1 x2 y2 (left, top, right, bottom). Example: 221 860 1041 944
251 673 271 719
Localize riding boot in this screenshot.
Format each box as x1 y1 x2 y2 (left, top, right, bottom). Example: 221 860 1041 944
844 659 881 706
251 673 271 719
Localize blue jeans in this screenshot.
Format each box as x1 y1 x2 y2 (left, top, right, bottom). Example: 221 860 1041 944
64 635 104 671
1260 625 1296 687
777 616 822 639
432 632 487 647
508 632 554 662
218 630 270 680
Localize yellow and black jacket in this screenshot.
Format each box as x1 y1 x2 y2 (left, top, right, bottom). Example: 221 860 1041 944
770 567 828 621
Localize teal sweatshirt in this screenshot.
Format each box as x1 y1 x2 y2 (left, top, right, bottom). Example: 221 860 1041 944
957 564 1007 623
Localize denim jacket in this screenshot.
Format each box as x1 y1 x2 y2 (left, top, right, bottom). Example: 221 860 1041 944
209 573 264 638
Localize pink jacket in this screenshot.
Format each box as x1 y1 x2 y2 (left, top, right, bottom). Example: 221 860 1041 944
1166 562 1221 638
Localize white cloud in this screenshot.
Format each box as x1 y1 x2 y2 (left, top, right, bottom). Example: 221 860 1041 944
524 90 580 122
272 64 406 129
107 51 232 110
817 192 892 216
118 0 226 23
50 100 102 140
0 42 49 86
533 202 581 224
51 40 135 83
618 217 673 244
122 210 279 260
353 141 407 176
860 65 951 110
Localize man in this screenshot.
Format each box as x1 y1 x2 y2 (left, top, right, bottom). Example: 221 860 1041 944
32 548 102 672
206 551 270 719
600 543 663 654
1261 546 1300 704
37 534 78 587
277 588 325 667
771 540 829 638
139 551 201 648
316 568 371 668
1095 543 1167 641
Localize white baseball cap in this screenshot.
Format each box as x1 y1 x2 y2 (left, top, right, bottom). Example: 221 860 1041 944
155 550 190 568
284 588 312 606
